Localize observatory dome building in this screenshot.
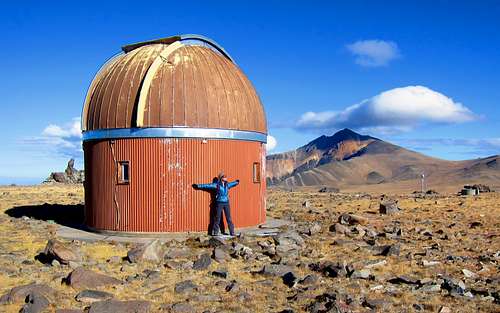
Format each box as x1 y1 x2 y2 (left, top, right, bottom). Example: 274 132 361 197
81 35 267 233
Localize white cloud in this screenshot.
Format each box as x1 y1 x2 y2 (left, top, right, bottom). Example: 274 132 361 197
266 135 277 152
42 117 81 138
297 86 477 133
346 39 400 67
24 117 83 159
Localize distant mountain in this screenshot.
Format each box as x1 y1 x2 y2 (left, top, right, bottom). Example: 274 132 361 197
266 128 500 191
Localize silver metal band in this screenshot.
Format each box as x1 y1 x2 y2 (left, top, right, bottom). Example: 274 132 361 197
179 34 235 63
82 127 267 143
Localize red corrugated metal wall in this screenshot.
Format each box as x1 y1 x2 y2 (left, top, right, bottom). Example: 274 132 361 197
83 138 266 232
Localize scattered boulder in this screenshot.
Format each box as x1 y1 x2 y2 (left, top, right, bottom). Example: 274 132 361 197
363 259 387 269
298 274 318 286
174 280 198 294
273 230 304 259
212 269 228 279
164 247 193 259
75 290 114 303
276 230 305 246
42 239 82 265
0 283 56 304
462 269 478 279
261 264 293 277
441 276 466 296
307 222 322 235
379 200 400 214
212 247 231 263
318 187 339 193
20 292 50 313
387 275 420 285
164 260 193 270
87 300 151 313
207 236 228 248
65 267 122 289
231 242 254 259
338 213 369 225
362 298 389 310
351 269 374 280
419 284 442 293
370 244 400 257
329 223 350 235
422 260 440 267
127 239 164 263
170 302 195 313
193 253 212 270
309 261 349 278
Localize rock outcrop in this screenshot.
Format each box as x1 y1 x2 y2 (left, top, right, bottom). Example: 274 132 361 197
44 159 84 184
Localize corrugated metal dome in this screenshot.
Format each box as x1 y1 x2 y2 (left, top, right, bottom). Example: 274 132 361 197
82 35 267 134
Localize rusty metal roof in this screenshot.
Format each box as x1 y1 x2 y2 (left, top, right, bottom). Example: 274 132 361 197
82 35 266 134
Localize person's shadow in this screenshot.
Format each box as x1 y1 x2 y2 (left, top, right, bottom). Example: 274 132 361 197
193 177 225 235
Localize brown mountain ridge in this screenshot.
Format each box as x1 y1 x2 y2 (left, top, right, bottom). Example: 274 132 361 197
266 129 500 192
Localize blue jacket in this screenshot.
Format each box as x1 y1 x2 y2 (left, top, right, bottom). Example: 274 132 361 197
197 180 239 203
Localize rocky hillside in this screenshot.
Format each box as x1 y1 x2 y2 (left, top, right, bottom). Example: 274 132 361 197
266 129 500 190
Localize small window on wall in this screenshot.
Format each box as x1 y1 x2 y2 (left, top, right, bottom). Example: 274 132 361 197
118 161 130 184
253 162 261 183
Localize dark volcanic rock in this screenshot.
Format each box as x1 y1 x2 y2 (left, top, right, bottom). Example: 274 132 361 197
65 267 122 289
88 300 151 313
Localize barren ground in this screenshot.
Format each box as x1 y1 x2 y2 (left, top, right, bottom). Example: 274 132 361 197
0 184 498 312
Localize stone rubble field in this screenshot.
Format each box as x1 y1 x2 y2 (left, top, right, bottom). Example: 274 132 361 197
0 185 498 312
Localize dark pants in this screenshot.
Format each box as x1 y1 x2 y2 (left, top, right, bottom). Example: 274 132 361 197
213 202 234 235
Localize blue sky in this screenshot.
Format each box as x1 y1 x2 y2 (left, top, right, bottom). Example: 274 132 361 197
1 1 499 184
